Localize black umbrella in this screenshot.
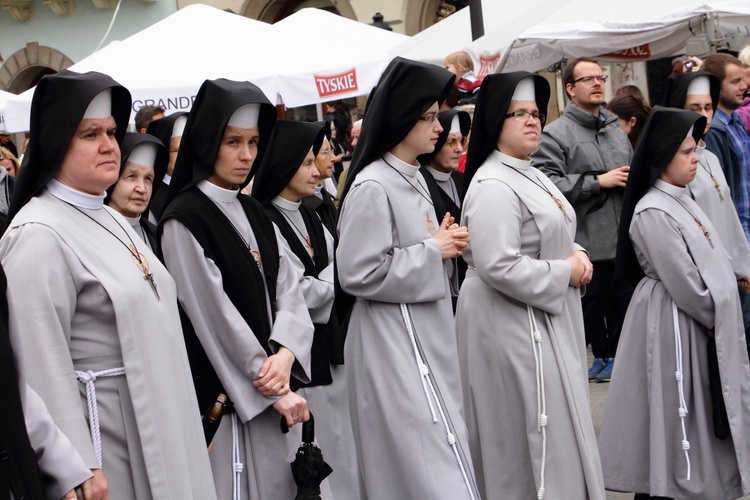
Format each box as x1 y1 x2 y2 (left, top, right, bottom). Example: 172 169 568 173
280 412 333 500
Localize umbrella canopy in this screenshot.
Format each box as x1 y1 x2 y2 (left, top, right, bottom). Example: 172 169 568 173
280 412 332 500
4 4 278 132
491 0 750 73
272 8 409 108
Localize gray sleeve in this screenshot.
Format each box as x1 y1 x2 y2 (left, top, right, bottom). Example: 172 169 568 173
464 180 571 315
532 130 601 202
336 180 445 303
161 219 285 423
630 209 715 328
23 384 93 499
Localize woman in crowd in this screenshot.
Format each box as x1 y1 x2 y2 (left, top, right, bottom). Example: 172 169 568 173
599 107 750 499
336 56 478 500
456 71 603 500
0 69 215 499
252 119 358 498
606 94 651 150
106 132 166 250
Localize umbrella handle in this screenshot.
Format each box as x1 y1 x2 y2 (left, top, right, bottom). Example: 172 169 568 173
279 411 316 443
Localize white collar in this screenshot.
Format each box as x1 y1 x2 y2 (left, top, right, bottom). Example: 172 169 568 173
272 196 301 212
163 173 172 185
426 165 453 182
46 178 105 209
197 179 239 203
492 150 532 170
654 178 687 197
384 151 419 177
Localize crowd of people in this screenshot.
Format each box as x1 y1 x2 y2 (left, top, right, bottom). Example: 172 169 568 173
3 45 750 500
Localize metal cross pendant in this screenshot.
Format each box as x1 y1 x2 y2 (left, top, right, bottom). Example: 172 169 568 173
711 176 724 201
141 266 161 301
552 195 573 223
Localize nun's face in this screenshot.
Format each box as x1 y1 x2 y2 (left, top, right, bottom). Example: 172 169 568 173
659 136 698 187
684 94 714 134
210 125 259 189
108 162 154 218
56 116 121 195
281 150 319 201
431 132 465 173
398 102 442 161
314 138 334 179
497 100 542 160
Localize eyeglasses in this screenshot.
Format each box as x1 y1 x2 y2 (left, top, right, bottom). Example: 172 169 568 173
417 113 439 123
445 136 466 148
505 110 546 124
319 149 333 156
572 75 608 85
687 104 714 114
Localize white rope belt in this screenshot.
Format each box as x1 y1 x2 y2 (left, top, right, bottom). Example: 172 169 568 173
75 367 126 467
399 303 476 500
231 413 244 500
527 305 548 500
672 301 691 481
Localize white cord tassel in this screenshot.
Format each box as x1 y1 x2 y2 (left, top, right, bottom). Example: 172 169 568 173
527 305 547 500
75 367 126 467
399 303 476 500
231 413 244 500
672 301 691 481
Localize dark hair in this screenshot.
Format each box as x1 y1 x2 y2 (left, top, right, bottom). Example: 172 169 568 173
615 85 648 105
702 53 743 82
606 94 651 149
563 57 600 98
134 105 165 132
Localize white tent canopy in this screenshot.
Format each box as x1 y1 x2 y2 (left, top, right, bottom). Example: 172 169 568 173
488 0 750 73
4 4 280 132
0 90 16 133
272 8 408 108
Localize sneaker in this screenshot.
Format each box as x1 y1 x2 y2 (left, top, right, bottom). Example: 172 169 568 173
588 358 606 381
596 357 615 382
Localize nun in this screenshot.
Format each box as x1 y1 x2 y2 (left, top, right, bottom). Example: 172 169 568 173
418 108 472 312
145 111 187 221
336 56 478 500
301 122 338 236
0 70 216 499
252 119 359 499
663 71 750 332
105 132 167 250
456 72 603 500
159 79 314 500
599 107 750 499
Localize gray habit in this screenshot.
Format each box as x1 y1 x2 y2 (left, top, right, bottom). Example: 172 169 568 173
271 195 362 499
0 185 217 499
689 144 750 279
337 153 479 500
599 179 750 499
456 151 605 500
161 180 317 500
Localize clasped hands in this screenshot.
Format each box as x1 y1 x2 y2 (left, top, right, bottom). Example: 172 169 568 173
252 346 308 427
431 212 470 260
567 250 593 288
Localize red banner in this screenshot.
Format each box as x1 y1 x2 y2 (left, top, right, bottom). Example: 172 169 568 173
602 44 651 59
478 52 501 79
315 68 359 98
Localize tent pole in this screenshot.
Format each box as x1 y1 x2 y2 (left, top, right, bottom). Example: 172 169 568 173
469 0 484 41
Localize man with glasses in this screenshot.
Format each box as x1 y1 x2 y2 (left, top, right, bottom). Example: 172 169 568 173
531 57 633 383
419 109 472 312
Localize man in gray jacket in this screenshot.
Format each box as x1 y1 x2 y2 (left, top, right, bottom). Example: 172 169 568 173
531 57 633 382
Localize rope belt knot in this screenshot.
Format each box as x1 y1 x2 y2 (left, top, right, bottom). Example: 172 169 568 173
75 366 126 467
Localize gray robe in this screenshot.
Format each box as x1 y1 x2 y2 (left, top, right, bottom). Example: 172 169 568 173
456 151 605 500
271 196 362 499
689 144 750 279
337 153 479 500
161 181 317 500
0 186 216 500
599 179 750 499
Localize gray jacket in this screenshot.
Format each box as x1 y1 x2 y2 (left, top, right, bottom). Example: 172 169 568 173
531 101 632 261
